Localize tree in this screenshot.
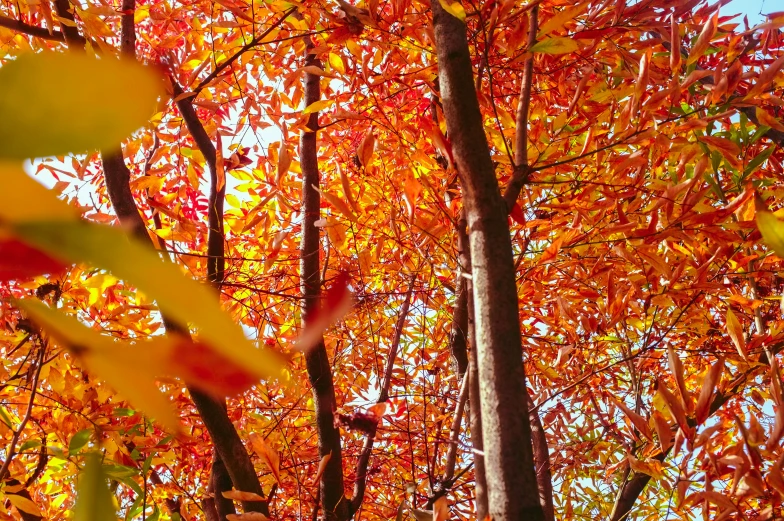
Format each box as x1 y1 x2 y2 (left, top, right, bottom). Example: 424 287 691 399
0 0 783 520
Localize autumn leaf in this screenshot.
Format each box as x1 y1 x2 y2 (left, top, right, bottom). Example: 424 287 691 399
357 130 375 168
0 52 162 159
530 37 579 55
695 358 724 425
74 454 116 521
6 494 42 517
226 514 269 521
249 433 281 483
12 221 286 382
222 489 266 502
16 298 181 432
433 496 449 521
276 141 292 183
303 99 334 114
312 451 332 484
686 11 717 65
437 0 465 21
293 272 353 352
725 308 747 360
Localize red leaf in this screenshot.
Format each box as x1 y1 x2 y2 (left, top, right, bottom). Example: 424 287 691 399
0 239 66 282
170 339 259 397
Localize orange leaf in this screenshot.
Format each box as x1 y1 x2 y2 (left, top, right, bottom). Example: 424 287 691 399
686 11 717 65
221 489 266 502
652 411 673 452
249 433 281 483
695 357 724 425
667 346 691 412
657 380 690 436
433 496 449 521
357 130 375 167
312 451 332 484
725 308 747 360
611 398 653 441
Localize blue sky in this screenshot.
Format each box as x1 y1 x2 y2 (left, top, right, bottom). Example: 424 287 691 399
725 0 769 26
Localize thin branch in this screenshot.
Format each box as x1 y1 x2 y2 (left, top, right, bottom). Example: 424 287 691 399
192 7 297 94
502 5 538 209
350 276 416 515
0 342 45 481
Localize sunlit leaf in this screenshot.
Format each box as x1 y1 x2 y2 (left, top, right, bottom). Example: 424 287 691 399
530 37 579 55
249 433 281 483
74 453 117 521
0 52 162 159
12 221 285 382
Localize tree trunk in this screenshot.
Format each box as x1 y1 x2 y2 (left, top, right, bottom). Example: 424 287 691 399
300 35 349 521
431 4 543 520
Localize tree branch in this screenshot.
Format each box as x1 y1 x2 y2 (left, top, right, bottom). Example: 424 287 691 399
502 5 537 210
192 7 297 94
0 15 66 42
349 277 416 515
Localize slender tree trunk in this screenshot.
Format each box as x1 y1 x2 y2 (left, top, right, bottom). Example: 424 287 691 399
431 4 543 520
299 35 349 521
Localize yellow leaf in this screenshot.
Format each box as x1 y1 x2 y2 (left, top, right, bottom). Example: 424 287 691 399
249 433 281 483
0 162 77 223
328 53 345 75
74 453 118 521
12 222 285 384
6 494 42 516
530 37 579 55
338 163 360 214
302 99 334 114
667 346 691 412
538 4 588 36
301 65 336 78
0 52 162 159
725 308 747 360
756 194 784 258
438 0 465 21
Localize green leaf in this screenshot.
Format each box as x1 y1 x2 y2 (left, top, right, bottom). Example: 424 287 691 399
744 147 775 178
69 429 92 456
0 405 15 429
13 221 285 382
74 453 117 521
0 52 162 159
102 464 138 480
18 439 41 453
530 37 579 55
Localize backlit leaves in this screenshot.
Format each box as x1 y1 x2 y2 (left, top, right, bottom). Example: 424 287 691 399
0 52 162 159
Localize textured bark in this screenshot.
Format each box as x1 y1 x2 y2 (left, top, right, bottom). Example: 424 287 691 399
431 4 543 520
299 36 350 521
211 451 238 520
528 398 554 521
457 214 488 521
448 271 469 377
